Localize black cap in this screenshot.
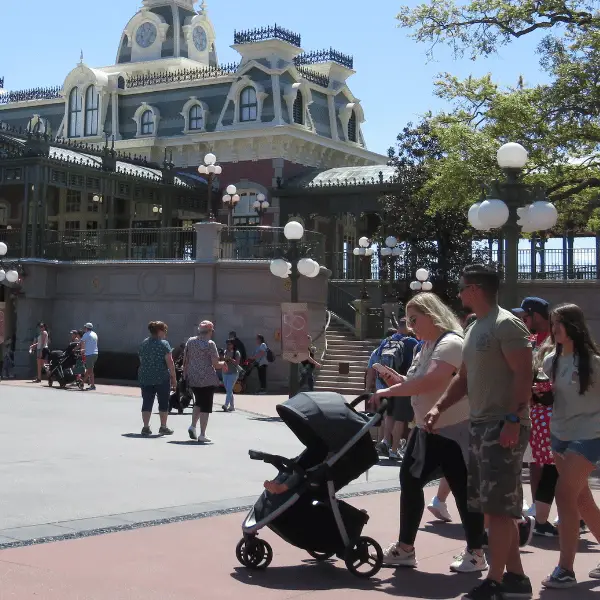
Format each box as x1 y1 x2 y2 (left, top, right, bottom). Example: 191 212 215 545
513 297 550 320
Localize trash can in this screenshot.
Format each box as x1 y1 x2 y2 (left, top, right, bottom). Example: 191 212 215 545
339 362 350 375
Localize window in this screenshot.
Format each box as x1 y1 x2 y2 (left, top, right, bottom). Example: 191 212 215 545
348 110 357 142
0 203 8 226
189 105 203 130
65 220 80 231
293 90 304 125
87 193 100 213
117 76 125 90
68 88 82 137
240 87 257 122
141 110 154 135
84 85 99 137
66 190 81 213
234 192 257 216
86 221 98 230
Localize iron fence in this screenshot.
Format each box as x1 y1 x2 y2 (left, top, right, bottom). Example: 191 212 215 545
0 85 62 105
327 283 357 326
233 24 301 47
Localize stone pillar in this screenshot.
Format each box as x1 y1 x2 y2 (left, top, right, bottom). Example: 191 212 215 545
352 298 370 340
194 221 224 262
382 302 398 332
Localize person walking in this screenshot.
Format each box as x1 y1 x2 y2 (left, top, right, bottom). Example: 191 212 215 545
373 292 487 573
299 334 321 391
80 323 98 390
228 331 247 362
222 338 241 412
426 265 534 600
251 334 269 395
541 303 600 589
138 321 176 437
29 322 49 382
184 321 227 443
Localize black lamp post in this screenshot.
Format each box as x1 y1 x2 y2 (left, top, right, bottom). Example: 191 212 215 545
380 235 402 301
353 236 374 300
197 153 223 221
222 184 240 227
253 194 270 225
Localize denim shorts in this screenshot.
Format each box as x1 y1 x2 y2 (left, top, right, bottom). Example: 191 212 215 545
551 435 600 466
141 380 171 413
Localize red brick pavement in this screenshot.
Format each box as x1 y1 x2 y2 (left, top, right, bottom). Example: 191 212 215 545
1 489 600 599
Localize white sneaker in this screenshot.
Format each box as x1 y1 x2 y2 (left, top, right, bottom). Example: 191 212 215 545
427 496 452 522
188 425 197 440
198 434 212 443
388 449 401 460
449 549 488 573
382 542 417 568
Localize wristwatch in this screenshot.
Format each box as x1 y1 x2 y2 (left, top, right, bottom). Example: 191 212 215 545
504 414 521 424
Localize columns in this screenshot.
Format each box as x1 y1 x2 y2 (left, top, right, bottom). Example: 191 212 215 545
194 221 224 262
352 298 370 340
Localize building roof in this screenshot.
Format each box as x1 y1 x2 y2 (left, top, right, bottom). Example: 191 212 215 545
285 165 396 188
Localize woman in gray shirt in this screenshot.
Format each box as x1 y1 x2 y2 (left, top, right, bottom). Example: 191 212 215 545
542 303 600 589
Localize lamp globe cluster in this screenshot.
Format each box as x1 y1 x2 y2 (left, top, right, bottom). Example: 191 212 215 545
353 236 374 257
269 221 321 279
197 152 222 175
222 184 240 206
0 242 19 283
380 236 402 257
410 268 432 292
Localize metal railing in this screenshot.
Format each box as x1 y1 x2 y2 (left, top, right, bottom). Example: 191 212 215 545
233 24 301 47
0 85 62 105
294 48 354 70
327 282 357 327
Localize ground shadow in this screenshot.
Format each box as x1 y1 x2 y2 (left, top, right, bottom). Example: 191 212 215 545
376 459 402 468
532 535 600 554
420 522 466 542
121 433 163 440
248 417 282 423
167 440 212 446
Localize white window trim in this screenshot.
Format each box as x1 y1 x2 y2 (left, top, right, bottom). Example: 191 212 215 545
282 81 314 131
27 114 49 135
338 102 365 145
217 76 268 129
181 97 209 134
133 103 161 138
122 9 170 50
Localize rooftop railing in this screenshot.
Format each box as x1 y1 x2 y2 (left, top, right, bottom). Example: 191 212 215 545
125 64 238 89
294 48 354 70
233 24 301 47
0 85 62 105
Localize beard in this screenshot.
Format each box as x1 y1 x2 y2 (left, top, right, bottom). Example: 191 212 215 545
461 302 473 314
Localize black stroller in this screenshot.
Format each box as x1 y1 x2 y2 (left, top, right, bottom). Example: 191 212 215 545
169 356 193 414
236 392 387 578
47 347 84 390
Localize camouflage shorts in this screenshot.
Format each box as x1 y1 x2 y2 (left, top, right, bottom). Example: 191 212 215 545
467 421 530 519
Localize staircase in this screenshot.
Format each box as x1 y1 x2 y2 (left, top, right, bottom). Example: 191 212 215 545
314 316 378 396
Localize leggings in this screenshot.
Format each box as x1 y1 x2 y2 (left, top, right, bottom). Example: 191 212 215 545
535 464 559 505
257 365 267 390
400 428 485 550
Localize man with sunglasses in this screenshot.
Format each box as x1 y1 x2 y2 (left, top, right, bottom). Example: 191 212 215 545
426 265 534 600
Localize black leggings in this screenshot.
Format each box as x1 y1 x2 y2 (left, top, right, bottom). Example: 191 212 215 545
400 428 485 549
535 464 559 505
257 365 267 389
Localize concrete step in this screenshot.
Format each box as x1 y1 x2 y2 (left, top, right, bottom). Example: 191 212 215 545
313 385 367 395
317 375 365 384
321 359 369 366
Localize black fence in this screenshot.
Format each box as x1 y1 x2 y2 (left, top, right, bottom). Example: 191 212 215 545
125 64 238 88
294 48 354 70
233 24 301 47
0 85 62 105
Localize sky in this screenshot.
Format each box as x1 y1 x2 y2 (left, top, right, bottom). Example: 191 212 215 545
0 0 551 157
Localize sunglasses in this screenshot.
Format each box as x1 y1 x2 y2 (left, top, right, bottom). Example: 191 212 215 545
458 282 482 292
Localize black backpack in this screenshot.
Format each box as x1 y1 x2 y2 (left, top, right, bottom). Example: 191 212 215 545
266 347 275 363
376 337 405 386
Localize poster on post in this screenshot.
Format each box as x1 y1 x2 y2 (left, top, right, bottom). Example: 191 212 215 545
281 302 309 364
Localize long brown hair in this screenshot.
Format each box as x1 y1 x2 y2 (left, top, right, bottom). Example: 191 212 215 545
550 303 599 394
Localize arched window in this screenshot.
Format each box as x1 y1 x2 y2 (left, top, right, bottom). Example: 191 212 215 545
348 110 357 142
68 88 82 137
293 90 304 125
189 105 203 130
117 76 125 90
141 110 154 135
240 87 257 122
84 85 99 137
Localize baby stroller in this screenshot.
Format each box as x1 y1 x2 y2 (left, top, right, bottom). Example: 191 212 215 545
169 356 193 414
236 392 388 578
233 359 257 394
47 348 84 390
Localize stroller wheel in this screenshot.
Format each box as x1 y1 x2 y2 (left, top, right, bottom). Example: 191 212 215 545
307 550 335 562
178 408 184 415
236 537 272 570
344 536 383 579
47 379 53 387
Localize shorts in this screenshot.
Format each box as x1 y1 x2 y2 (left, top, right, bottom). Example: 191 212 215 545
551 435 600 466
389 397 413 422
85 355 98 370
468 420 530 518
191 386 215 413
141 381 170 413
37 348 49 360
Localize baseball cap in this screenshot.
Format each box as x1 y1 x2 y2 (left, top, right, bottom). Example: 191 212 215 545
84 322 94 329
70 329 79 335
512 297 549 320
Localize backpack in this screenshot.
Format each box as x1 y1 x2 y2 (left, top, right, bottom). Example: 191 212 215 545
376 337 405 386
266 347 275 363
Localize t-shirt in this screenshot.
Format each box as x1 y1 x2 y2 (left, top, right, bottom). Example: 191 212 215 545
543 352 600 441
255 343 269 367
463 306 532 425
185 337 220 388
81 331 98 356
138 338 172 386
410 333 469 429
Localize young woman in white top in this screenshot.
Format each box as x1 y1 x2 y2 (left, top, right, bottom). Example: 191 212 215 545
541 303 600 589
29 322 49 383
370 293 486 574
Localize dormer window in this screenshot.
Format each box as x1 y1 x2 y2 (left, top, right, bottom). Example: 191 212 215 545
293 90 304 125
240 87 257 122
84 86 99 137
189 105 203 130
141 110 154 135
348 110 357 143
68 88 82 137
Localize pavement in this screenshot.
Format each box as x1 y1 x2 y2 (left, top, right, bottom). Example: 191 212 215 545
1 379 600 599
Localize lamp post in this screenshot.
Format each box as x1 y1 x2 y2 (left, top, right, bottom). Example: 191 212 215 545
197 153 223 221
253 193 270 225
468 142 558 308
410 268 433 293
152 205 163 215
0 242 21 284
380 236 402 300
269 221 321 398
222 184 240 228
353 236 374 300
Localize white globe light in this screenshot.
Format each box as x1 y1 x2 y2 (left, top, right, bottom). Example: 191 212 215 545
252 200 261 209
298 258 315 277
6 270 18 283
468 203 486 231
478 199 509 229
232 194 240 203
207 165 216 174
214 165 222 175
410 281 422 291
0 270 5 282
380 247 392 257
222 194 231 204
421 281 433 292
198 165 208 175
257 193 266 202
284 221 304 240
359 236 370 248
286 262 292 275
416 268 429 282
528 201 558 231
0 242 7 257
365 248 374 256
204 153 217 165
262 201 270 209
392 247 402 256
226 184 237 195
353 248 360 256
385 236 398 248
306 260 321 278
497 142 528 170
270 259 289 278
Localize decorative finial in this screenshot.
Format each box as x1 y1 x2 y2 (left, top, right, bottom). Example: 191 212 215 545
200 0 207 14
79 50 84 63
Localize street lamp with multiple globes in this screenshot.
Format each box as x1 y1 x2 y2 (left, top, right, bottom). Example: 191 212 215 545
222 184 240 228
253 193 270 225
467 142 558 308
353 236 375 300
269 221 321 398
380 236 402 299
197 153 223 220
410 268 433 292
0 242 21 284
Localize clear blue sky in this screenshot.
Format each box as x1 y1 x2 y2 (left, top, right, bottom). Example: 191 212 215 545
1 0 550 157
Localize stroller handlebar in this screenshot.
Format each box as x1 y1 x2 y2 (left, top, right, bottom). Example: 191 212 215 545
349 393 388 416
248 450 305 477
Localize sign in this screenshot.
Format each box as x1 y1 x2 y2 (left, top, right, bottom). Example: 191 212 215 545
281 302 309 364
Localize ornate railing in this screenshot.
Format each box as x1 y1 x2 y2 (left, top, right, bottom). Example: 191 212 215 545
125 64 238 88
233 24 301 47
294 48 354 70
296 66 330 88
327 283 357 327
0 85 62 105
0 77 4 89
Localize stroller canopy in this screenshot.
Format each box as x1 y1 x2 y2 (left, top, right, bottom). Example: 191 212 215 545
276 392 367 454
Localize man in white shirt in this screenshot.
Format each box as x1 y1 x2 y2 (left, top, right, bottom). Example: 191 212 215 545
80 323 99 391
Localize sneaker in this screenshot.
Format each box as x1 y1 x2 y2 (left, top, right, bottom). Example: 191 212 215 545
388 449 401 460
86 384 96 391
158 426 174 436
524 504 536 518
198 434 212 443
501 572 533 598
518 516 534 547
258 390 267 395
222 404 228 411
141 426 152 437
376 441 390 456
188 425 197 440
228 406 235 412
450 549 488 573
542 566 577 589
382 542 417 568
428 496 453 522
589 563 600 579
463 579 506 599
534 521 558 537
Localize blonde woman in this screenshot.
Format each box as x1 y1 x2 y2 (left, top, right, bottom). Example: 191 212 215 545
371 293 486 574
